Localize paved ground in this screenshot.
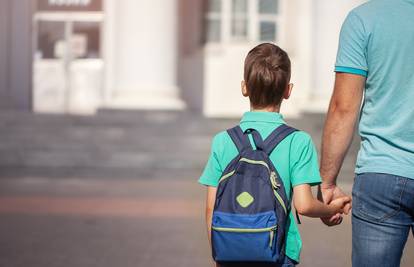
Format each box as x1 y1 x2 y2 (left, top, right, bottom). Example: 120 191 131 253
0 111 413 267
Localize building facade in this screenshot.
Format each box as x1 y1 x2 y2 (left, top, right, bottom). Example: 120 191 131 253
0 0 365 117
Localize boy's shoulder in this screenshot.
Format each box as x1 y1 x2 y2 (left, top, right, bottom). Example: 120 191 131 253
288 130 317 157
212 130 230 141
211 130 231 145
289 129 314 145
210 130 235 154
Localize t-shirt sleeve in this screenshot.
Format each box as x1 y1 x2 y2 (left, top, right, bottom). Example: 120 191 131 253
289 132 322 187
198 134 224 187
335 11 368 77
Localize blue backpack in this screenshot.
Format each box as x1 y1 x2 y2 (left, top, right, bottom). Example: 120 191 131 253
211 124 297 264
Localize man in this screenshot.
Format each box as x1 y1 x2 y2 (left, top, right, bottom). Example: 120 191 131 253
319 0 414 266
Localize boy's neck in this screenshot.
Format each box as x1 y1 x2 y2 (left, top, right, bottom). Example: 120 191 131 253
250 105 281 113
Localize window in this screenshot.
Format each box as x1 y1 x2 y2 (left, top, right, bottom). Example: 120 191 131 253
231 0 248 41
205 0 283 44
258 0 278 14
205 0 222 42
259 21 276 42
36 21 66 59
72 22 101 59
258 0 279 42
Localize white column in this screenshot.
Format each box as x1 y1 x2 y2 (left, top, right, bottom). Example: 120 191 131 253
281 0 313 117
107 0 185 110
309 0 366 111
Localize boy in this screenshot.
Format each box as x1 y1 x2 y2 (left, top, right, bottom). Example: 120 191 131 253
199 43 350 266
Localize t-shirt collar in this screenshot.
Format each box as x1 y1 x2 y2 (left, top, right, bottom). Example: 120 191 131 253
240 111 285 124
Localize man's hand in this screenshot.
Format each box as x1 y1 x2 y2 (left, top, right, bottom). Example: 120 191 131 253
318 182 351 226
319 183 352 214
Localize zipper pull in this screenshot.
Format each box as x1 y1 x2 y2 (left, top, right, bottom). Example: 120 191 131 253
269 230 274 248
270 172 281 189
269 227 276 248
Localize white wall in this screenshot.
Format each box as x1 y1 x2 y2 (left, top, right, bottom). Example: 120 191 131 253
283 0 313 117
201 0 314 118
203 44 251 117
198 0 368 117
310 0 367 111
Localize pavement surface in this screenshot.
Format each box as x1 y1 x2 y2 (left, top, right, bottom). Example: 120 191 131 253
0 110 413 267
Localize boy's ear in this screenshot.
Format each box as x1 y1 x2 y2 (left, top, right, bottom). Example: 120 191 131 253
241 80 249 97
283 83 293 100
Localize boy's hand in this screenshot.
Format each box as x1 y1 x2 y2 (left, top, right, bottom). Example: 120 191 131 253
328 196 352 215
321 214 343 226
318 183 352 226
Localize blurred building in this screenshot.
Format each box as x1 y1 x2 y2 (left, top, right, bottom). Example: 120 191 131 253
0 0 364 117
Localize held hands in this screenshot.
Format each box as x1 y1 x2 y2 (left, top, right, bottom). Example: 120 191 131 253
328 195 352 214
318 183 352 226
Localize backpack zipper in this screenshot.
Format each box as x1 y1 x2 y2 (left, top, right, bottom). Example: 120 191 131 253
270 171 287 214
239 158 287 214
212 225 277 248
239 158 270 169
219 170 235 183
218 158 287 215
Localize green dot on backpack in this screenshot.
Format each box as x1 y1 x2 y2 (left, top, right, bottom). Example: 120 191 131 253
236 192 254 208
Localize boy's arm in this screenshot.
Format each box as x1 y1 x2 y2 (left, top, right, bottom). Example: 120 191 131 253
293 184 351 218
205 186 217 246
205 186 220 267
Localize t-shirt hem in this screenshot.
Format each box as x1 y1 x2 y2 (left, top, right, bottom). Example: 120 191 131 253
335 66 368 77
198 177 218 187
285 248 300 263
292 178 322 187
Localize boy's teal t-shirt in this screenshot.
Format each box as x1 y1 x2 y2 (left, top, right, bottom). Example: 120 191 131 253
198 111 322 262
335 0 414 179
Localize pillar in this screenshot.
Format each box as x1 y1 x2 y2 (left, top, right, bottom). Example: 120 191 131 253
107 0 185 110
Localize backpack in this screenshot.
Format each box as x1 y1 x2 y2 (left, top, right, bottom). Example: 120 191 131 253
211 124 297 263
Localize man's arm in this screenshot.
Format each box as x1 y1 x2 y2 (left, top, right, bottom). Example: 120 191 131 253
319 73 365 219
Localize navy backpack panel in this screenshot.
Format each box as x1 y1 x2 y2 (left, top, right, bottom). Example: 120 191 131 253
211 124 297 264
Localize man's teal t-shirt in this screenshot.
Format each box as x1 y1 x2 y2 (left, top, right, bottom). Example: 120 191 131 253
335 0 414 179
198 112 322 262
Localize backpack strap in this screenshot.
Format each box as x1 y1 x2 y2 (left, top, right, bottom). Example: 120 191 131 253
263 124 298 155
265 125 302 225
244 128 264 151
227 126 251 153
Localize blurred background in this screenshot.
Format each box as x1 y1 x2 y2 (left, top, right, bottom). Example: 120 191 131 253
0 0 413 266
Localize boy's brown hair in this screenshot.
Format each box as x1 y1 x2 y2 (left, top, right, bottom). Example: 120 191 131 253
244 43 291 108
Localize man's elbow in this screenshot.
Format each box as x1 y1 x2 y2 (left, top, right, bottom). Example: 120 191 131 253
329 99 359 116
